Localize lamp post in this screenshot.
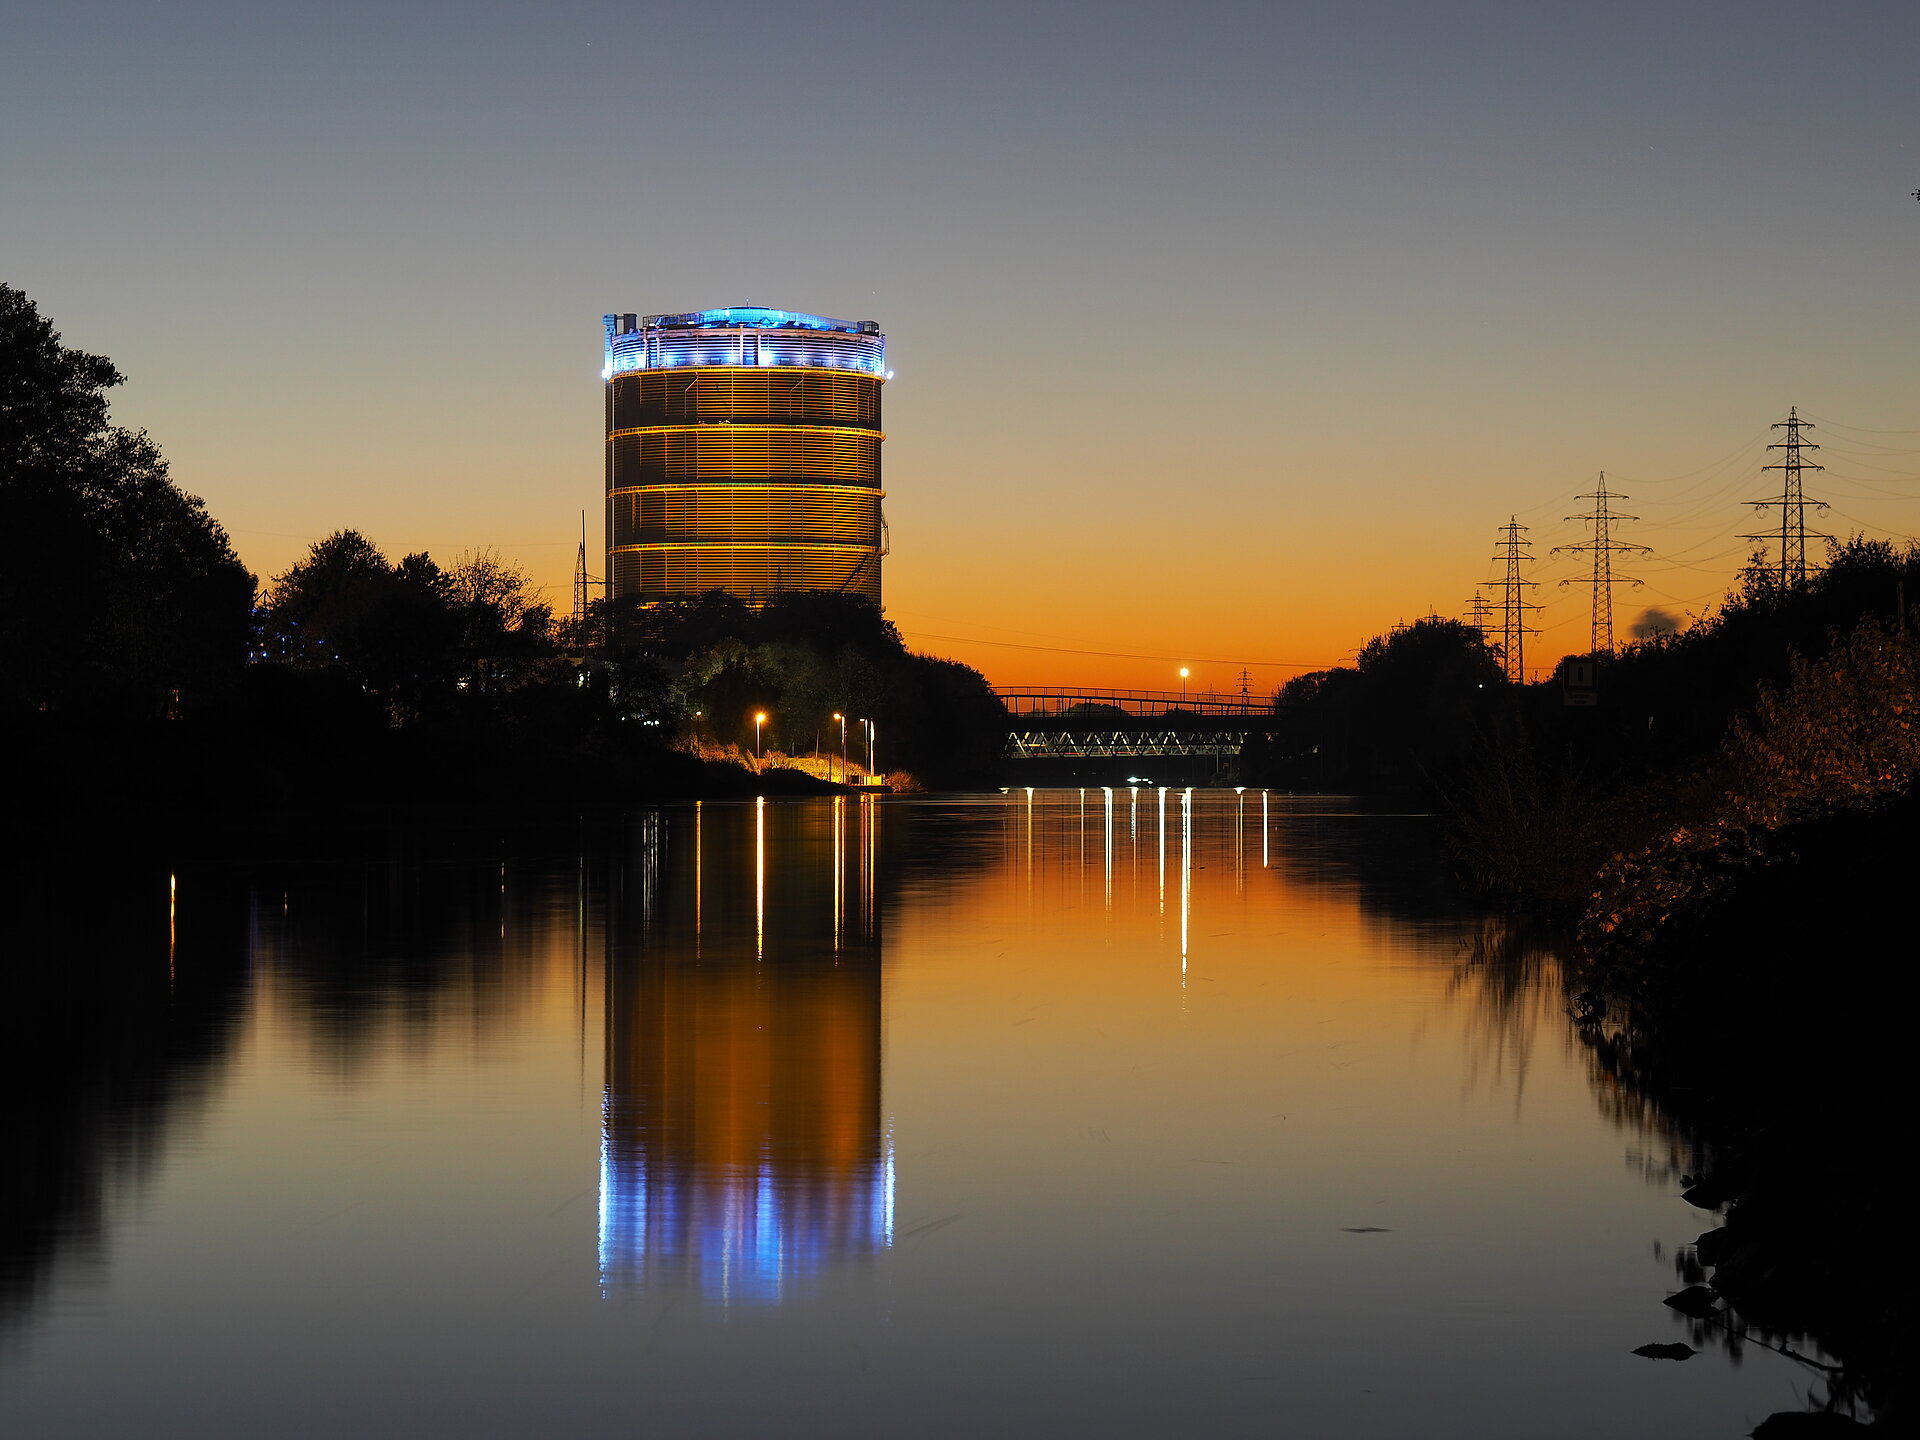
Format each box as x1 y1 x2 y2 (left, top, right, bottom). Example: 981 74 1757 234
1179 667 1190 706
833 712 846 784
754 710 767 764
865 718 876 778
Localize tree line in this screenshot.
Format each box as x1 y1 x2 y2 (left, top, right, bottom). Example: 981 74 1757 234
1 283 1004 808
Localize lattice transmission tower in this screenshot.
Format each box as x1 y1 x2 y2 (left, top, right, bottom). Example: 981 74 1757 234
1741 407 1830 586
1552 474 1648 655
571 510 604 644
1491 517 1542 683
1466 587 1494 636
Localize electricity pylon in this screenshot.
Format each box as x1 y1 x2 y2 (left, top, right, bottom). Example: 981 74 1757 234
1467 587 1494 637
570 510 603 647
1492 516 1542 683
1553 474 1648 655
1741 407 1830 585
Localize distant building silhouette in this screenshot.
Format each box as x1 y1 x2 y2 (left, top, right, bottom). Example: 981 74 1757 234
602 307 889 604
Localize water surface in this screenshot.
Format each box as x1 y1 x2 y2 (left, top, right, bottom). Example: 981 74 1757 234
1 793 1812 1436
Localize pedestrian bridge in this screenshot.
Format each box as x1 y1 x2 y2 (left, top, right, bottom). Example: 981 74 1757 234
996 687 1276 759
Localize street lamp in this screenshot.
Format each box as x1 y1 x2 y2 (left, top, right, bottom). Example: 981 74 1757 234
754 710 767 762
833 712 846 784
1179 667 1190 705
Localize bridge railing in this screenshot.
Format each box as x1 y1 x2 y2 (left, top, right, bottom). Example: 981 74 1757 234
1005 728 1254 757
994 685 1271 718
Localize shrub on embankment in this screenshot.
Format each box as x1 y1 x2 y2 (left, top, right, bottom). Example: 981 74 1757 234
1550 615 1920 1433
1446 538 1920 910
1577 614 1920 957
1569 782 1920 1432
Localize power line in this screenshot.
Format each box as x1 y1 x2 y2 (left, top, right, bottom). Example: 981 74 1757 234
1602 432 1773 502
897 631 1337 669
1800 412 1920 436
1639 542 1753 575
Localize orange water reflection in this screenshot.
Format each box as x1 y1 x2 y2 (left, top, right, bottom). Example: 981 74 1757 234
6 799 1815 1440
598 798 892 1305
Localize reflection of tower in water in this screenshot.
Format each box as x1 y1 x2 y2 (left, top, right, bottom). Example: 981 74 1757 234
600 798 891 1306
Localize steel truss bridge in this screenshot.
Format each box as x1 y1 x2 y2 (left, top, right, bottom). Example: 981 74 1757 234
996 687 1276 759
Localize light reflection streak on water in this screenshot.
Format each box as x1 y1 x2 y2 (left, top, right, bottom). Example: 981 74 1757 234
862 794 879 931
1262 788 1270 867
1156 787 1167 914
1024 787 1034 908
1180 788 1192 985
755 796 765 960
881 1125 896 1245
833 796 843 950
1234 789 1245 895
578 832 589 1084
1016 788 1207 978
596 1124 620 1297
1102 786 1114 910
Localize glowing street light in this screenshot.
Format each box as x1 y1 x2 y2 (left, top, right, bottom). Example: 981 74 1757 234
833 711 847 784
754 710 768 761
1179 666 1190 705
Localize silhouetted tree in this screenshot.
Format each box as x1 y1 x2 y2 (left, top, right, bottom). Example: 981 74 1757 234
1251 617 1501 792
262 531 465 713
0 284 254 717
444 548 550 690
584 589 1003 785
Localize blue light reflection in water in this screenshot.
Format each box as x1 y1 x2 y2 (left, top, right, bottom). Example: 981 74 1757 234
597 797 892 1307
598 1145 894 1308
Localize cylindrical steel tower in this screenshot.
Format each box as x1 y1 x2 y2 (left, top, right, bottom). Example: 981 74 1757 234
603 307 888 604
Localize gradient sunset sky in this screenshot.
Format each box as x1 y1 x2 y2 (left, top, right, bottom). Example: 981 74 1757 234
6 1 1917 689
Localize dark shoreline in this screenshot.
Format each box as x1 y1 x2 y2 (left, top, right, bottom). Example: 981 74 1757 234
1559 790 1920 1435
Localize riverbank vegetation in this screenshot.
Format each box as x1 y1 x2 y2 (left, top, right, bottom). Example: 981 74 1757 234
1246 537 1920 1428
1 284 1003 818
1455 545 1920 1432
1244 615 1505 794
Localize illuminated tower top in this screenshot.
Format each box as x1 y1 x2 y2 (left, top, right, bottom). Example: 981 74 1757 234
603 307 889 380
602 304 891 604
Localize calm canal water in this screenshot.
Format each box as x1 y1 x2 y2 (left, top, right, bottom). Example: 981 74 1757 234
2 793 1816 1437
